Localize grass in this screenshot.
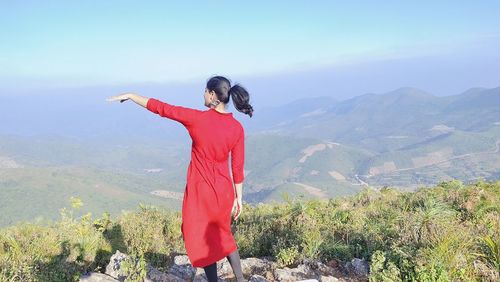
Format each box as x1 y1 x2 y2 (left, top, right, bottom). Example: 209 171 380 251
0 179 498 281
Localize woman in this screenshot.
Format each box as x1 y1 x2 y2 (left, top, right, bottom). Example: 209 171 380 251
107 75 253 281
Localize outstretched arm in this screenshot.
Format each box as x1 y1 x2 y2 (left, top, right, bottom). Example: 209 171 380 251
107 92 202 127
145 97 202 127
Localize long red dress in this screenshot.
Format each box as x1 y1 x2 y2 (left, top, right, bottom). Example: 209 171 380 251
146 98 245 268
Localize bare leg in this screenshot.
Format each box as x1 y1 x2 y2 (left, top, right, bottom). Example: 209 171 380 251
226 249 245 281
203 261 218 282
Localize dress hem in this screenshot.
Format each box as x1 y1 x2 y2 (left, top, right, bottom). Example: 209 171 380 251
192 244 239 268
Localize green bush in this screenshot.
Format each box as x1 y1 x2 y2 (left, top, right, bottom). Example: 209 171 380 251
121 254 147 282
0 179 498 281
118 203 183 269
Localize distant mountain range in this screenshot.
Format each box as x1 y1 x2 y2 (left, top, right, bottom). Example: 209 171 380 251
250 86 499 140
1 86 499 227
245 86 499 191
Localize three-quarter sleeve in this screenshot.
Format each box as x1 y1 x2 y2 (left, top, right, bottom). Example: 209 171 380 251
146 98 201 127
231 127 245 184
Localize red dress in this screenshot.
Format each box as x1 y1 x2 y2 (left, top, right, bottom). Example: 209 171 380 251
146 98 245 268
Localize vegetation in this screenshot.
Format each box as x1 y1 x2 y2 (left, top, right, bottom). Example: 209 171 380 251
0 179 498 281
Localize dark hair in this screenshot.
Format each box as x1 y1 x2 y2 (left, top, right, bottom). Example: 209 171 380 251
206 75 254 117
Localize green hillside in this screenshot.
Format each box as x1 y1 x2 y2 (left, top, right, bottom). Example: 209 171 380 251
0 134 190 173
1 87 499 227
0 166 183 227
359 126 500 188
2 126 498 226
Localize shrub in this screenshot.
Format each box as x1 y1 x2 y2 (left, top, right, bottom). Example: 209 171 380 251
1 180 498 281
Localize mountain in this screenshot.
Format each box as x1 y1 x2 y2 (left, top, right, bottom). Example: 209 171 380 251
1 86 499 227
255 86 499 149
245 96 337 132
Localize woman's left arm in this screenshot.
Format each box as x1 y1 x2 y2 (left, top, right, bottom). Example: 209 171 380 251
107 92 202 127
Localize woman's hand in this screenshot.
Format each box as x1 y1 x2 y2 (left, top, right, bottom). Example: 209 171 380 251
231 198 242 221
106 93 132 103
107 92 149 108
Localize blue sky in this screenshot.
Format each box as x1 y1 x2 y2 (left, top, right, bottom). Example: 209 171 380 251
1 1 499 90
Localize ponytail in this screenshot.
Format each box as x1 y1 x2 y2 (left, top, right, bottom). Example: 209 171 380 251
229 84 253 117
206 75 254 117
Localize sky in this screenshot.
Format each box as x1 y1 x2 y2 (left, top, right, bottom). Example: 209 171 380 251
0 1 499 93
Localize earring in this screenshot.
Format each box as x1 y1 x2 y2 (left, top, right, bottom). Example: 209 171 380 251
210 99 220 107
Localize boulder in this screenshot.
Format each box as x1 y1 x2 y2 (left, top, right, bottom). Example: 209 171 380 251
105 250 128 281
146 264 185 282
248 274 269 282
318 275 339 282
167 255 197 280
103 250 185 282
80 249 355 282
344 258 369 277
274 263 317 281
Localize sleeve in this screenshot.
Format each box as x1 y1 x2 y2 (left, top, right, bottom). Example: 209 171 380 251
231 127 245 184
146 98 201 127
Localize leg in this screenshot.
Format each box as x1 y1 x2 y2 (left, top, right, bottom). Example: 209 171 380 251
203 261 218 282
226 249 245 281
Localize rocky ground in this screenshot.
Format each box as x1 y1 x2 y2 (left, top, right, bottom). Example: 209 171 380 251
79 250 370 282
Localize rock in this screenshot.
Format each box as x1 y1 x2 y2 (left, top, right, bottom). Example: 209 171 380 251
217 257 234 278
192 267 227 282
270 259 345 281
344 258 369 277
174 254 192 265
274 263 317 281
192 256 276 281
240 257 276 277
105 250 128 281
319 275 339 282
302 258 336 277
249 274 269 282
167 255 197 280
326 259 339 269
82 249 348 282
104 250 187 282
146 264 184 282
79 272 120 282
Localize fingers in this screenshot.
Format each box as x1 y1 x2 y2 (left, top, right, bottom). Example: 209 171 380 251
231 201 238 218
232 199 242 221
234 205 242 220
231 203 236 215
105 96 121 102
232 206 238 220
106 94 129 102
